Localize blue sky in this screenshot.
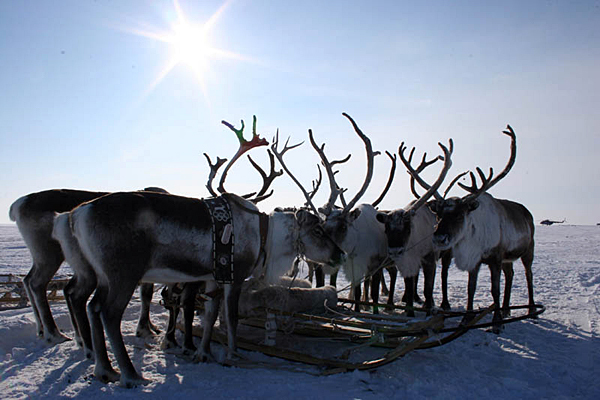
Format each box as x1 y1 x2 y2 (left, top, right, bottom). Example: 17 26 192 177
1 0 599 224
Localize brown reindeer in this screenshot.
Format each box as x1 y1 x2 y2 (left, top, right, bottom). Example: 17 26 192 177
429 125 536 332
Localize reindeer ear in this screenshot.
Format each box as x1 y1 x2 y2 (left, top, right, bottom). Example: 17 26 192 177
348 208 361 222
376 212 388 224
468 200 479 212
427 201 438 214
295 209 316 226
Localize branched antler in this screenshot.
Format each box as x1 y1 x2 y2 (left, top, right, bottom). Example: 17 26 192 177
271 130 320 215
458 124 517 202
308 129 345 215
204 153 228 197
400 139 454 212
245 149 283 203
218 115 269 194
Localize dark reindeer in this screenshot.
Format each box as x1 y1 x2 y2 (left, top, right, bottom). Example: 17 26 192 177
429 125 536 332
58 118 346 388
160 118 285 354
8 187 166 346
376 139 454 316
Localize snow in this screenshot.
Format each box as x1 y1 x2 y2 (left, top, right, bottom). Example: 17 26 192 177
1 223 599 399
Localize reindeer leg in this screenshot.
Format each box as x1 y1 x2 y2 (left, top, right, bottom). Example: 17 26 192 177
413 272 423 304
101 279 147 388
23 265 44 338
329 271 338 287
160 285 180 350
65 271 96 360
223 283 243 360
422 253 436 315
501 262 514 318
88 285 120 384
182 283 200 354
386 267 397 309
197 281 221 363
370 270 382 314
462 264 481 325
403 277 415 317
489 263 503 334
24 256 70 344
440 251 452 311
64 276 81 347
522 246 537 317
136 283 160 338
315 266 325 287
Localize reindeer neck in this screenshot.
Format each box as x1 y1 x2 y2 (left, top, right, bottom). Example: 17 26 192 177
262 212 300 283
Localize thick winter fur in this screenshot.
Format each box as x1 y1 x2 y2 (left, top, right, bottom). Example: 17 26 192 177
431 192 535 328
9 189 164 346
67 191 345 387
238 277 335 317
9 189 109 344
322 204 390 311
377 203 439 315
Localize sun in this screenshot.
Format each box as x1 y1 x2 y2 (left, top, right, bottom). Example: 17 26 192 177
171 22 211 72
123 0 249 100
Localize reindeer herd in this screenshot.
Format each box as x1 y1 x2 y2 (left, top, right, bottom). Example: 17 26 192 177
9 114 536 388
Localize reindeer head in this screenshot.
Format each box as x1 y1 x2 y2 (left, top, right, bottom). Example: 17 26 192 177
376 208 414 261
376 139 454 261
293 209 347 267
430 125 517 250
429 196 479 250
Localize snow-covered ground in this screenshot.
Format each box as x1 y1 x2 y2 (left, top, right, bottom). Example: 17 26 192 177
1 223 598 399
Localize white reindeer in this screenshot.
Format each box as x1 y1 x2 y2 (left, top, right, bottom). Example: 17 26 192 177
274 113 395 312
429 126 536 332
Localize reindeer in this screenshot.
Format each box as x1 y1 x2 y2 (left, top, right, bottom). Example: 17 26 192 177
376 139 454 316
308 146 399 307
58 118 346 388
429 125 535 332
8 187 166 345
273 113 396 313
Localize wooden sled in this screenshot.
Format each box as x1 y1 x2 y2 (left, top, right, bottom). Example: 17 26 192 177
0 274 68 308
182 299 495 375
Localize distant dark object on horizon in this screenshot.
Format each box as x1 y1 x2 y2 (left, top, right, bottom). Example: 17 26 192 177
540 219 566 226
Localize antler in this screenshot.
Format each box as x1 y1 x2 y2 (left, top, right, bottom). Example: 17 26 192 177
340 113 377 215
218 115 269 194
371 151 397 208
402 144 445 201
401 139 454 212
307 164 323 201
204 153 228 197
458 124 517 202
308 129 346 216
245 149 283 203
271 130 320 215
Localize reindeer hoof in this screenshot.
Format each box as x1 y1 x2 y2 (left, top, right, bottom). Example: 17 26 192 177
45 332 71 346
95 366 120 384
121 374 149 388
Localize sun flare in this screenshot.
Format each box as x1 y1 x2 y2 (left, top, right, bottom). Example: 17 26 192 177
123 0 248 101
